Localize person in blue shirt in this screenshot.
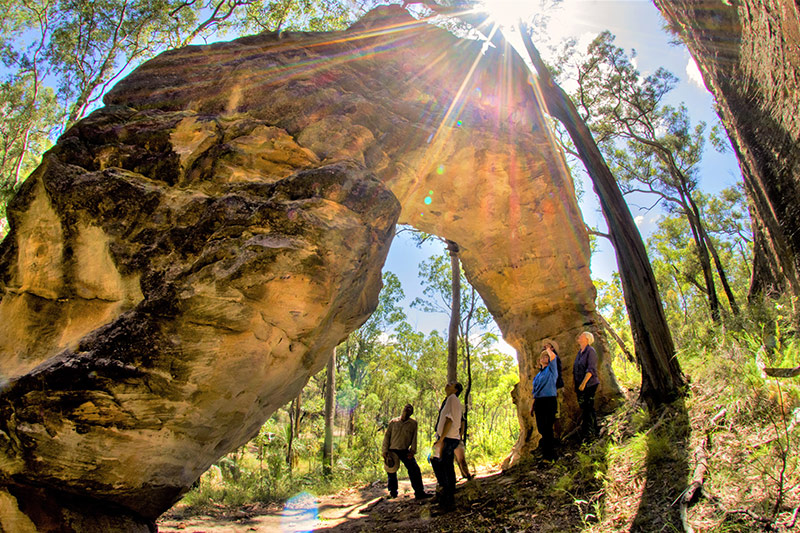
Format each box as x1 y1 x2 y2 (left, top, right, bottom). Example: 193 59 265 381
530 344 558 460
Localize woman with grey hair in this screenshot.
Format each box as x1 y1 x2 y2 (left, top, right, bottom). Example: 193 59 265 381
573 331 599 439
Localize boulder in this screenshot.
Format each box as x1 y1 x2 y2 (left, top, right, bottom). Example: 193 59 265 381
0 6 618 529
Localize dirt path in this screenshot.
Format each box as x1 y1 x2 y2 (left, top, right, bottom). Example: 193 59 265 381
158 472 459 532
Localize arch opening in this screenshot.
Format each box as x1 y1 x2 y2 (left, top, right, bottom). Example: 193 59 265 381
0 5 620 529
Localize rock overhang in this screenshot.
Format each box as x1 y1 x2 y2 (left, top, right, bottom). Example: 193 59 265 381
0 6 619 530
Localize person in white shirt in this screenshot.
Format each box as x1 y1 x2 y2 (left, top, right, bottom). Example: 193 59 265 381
431 382 463 509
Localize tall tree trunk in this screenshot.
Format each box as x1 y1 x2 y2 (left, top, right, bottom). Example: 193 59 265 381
447 239 460 384
520 25 685 407
652 0 800 302
323 348 335 476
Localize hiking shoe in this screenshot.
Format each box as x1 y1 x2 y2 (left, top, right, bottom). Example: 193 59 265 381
415 492 433 500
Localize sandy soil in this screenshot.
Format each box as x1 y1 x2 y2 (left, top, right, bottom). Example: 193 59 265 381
158 473 453 532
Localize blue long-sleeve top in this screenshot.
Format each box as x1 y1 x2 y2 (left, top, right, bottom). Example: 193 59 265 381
532 357 558 398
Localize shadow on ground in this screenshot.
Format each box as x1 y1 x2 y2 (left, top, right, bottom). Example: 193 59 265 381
160 403 698 532
317 438 610 532
630 399 691 532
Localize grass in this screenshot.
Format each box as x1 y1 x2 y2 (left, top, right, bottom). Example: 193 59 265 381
163 325 800 532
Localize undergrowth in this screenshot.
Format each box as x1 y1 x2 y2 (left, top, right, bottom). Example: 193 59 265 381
592 321 800 532
165 318 800 532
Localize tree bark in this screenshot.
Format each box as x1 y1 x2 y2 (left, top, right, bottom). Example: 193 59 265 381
323 348 335 476
286 392 302 471
652 0 800 302
520 26 685 406
447 239 460 384
749 215 786 299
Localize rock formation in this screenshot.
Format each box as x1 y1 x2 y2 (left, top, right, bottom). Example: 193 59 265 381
0 6 619 530
652 0 800 299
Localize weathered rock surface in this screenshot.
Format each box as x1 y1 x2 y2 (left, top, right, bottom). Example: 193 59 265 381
0 6 618 530
653 0 800 298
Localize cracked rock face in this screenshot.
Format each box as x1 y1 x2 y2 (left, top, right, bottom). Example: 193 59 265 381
0 6 617 530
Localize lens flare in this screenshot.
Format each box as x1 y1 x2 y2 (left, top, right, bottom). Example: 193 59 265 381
281 491 318 532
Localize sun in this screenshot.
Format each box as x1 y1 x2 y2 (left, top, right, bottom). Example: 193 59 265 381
476 0 549 30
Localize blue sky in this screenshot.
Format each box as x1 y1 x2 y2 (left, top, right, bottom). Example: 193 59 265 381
382 0 743 342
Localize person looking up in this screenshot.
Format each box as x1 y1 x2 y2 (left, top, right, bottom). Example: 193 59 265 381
382 404 431 500
431 382 463 509
573 331 600 440
530 345 558 460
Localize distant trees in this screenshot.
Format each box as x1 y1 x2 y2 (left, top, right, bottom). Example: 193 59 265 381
338 271 406 436
646 187 752 343
561 31 741 321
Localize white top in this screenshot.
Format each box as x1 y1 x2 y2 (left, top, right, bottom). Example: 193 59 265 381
436 394 463 439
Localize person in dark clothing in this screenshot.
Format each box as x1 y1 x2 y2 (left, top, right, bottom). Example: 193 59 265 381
530 345 558 459
573 331 600 439
382 404 431 499
431 382 463 509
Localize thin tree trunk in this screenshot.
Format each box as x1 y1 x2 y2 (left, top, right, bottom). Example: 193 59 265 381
685 190 740 315
447 239 460 384
520 26 685 407
323 348 335 476
464 337 472 443
286 391 302 472
462 288 476 444
683 202 721 322
596 312 636 365
286 398 295 471
294 391 302 439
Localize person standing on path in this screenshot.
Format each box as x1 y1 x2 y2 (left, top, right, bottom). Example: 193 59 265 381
431 382 463 509
573 331 600 439
382 404 431 500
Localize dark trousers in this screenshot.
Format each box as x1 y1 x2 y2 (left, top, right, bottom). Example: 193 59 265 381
534 396 557 459
577 383 598 438
430 438 460 505
387 449 426 497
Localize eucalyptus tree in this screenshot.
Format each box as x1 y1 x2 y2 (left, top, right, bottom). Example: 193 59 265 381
412 251 493 437
563 31 740 321
519 24 685 407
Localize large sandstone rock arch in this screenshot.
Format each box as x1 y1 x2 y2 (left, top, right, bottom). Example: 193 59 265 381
0 6 620 530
